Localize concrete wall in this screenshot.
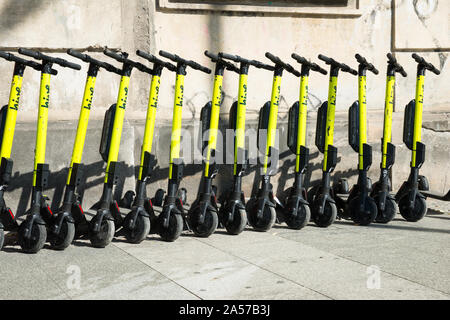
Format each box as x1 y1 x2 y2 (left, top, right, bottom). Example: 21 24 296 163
0 0 448 215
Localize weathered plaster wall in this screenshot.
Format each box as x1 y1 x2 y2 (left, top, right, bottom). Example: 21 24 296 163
0 0 448 123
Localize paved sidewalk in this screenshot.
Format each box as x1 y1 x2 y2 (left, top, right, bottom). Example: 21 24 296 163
0 204 449 300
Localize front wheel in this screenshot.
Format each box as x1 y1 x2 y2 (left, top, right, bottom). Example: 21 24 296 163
158 213 183 242
311 200 337 228
399 195 427 222
374 196 397 224
189 208 218 238
88 216 115 248
123 213 151 244
247 202 276 232
349 196 377 226
18 221 47 253
223 208 247 235
50 220 75 250
284 204 311 230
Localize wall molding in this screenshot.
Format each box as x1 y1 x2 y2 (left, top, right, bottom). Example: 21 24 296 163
158 0 362 17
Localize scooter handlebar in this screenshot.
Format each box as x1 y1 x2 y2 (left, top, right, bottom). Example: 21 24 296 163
204 50 239 73
412 53 440 75
18 48 81 71
159 50 211 74
0 51 58 75
355 54 379 75
136 50 177 72
386 53 407 77
218 51 274 71
265 52 300 76
291 53 327 75
67 49 122 74
318 54 357 75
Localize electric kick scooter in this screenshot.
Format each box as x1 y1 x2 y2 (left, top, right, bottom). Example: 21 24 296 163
370 53 407 223
119 49 176 243
334 54 379 225
395 53 440 222
279 53 327 229
307 54 357 227
0 51 58 250
16 48 81 253
187 51 239 237
155 50 211 241
217 52 274 235
50 49 121 249
90 48 152 247
246 52 300 232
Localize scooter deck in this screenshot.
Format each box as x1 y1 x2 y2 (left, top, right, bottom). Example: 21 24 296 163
421 190 450 201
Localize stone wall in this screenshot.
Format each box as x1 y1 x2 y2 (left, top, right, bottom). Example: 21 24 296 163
0 0 448 215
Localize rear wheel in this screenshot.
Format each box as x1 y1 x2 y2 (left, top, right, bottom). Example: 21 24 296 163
399 194 427 222
284 203 311 230
374 196 397 224
18 222 47 253
311 200 337 228
50 220 75 250
223 208 247 235
247 202 276 232
123 213 151 244
158 213 183 242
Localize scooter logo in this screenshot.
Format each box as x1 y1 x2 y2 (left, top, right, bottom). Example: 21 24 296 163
176 85 184 107
150 85 159 108
118 87 128 109
83 87 94 110
214 85 223 107
273 85 281 106
239 84 247 107
10 87 21 111
41 85 50 108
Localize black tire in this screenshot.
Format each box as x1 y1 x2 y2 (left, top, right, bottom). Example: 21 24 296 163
190 208 218 238
349 196 378 226
0 227 4 250
247 203 276 232
123 214 151 244
311 200 337 228
399 195 427 222
50 220 75 250
158 213 183 242
223 208 247 235
284 204 311 230
89 218 115 248
18 222 47 253
374 196 397 224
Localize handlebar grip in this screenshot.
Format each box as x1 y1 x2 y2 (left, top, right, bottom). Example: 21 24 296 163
318 54 332 64
311 63 328 75
67 49 88 62
341 63 358 75
159 50 177 62
251 60 274 71
387 52 396 64
0 51 9 60
55 58 81 70
204 50 218 60
104 48 125 63
187 60 211 74
265 52 280 65
291 53 308 65
218 52 239 62
18 48 41 60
